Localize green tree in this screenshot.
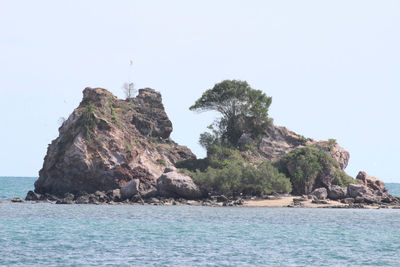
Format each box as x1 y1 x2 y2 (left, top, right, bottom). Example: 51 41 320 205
190 80 273 147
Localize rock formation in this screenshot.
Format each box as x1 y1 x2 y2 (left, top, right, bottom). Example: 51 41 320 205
241 125 398 205
26 87 398 207
157 168 202 199
255 125 349 170
32 87 196 198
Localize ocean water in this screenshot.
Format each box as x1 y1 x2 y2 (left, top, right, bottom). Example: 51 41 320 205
1 177 400 266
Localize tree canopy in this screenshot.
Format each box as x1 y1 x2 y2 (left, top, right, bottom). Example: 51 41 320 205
190 80 273 147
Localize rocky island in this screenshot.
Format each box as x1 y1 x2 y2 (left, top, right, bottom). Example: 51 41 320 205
25 81 400 208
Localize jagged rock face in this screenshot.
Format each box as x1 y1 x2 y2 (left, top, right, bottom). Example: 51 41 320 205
257 125 350 170
345 172 397 204
356 171 388 195
34 87 195 196
130 88 173 139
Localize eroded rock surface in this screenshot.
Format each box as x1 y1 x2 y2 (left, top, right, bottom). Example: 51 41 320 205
33 87 195 197
328 185 347 200
311 188 328 200
157 170 202 199
256 125 349 170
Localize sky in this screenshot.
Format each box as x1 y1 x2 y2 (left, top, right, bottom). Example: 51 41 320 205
0 0 399 182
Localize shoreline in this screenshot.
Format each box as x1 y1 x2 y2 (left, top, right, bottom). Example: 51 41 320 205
5 195 400 209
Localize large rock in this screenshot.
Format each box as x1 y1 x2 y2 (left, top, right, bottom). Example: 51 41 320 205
311 188 328 200
32 87 195 197
130 88 173 139
356 171 388 196
257 125 350 170
25 190 41 201
347 184 371 198
328 185 347 200
157 171 202 199
120 179 139 200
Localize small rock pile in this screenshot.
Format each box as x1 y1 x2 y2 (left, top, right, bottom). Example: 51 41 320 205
309 171 399 206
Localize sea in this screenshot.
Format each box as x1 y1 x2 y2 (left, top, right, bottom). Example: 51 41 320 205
1 177 400 266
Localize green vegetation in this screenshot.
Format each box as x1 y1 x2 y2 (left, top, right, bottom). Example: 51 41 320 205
184 79 354 197
190 80 272 147
278 146 354 194
332 169 354 188
298 135 308 144
82 102 96 141
187 144 291 197
108 100 118 123
191 157 291 197
328 138 337 150
149 136 158 143
186 80 292 196
126 144 132 153
156 158 167 166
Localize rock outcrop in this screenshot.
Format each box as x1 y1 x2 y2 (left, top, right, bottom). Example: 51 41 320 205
157 169 202 199
32 87 195 197
328 185 347 200
256 125 350 170
26 87 398 207
252 126 397 204
343 171 398 204
311 188 328 200
355 171 388 196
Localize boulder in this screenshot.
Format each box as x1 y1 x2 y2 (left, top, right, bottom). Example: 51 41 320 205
328 185 347 200
140 186 158 199
64 193 75 202
311 188 328 200
356 171 388 196
347 184 371 198
347 183 381 204
76 194 90 204
157 171 202 199
106 189 121 202
120 179 139 200
11 197 25 203
94 191 108 202
56 193 75 204
25 190 41 201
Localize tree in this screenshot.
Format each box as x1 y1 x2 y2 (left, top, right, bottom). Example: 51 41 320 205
190 80 273 147
123 82 136 99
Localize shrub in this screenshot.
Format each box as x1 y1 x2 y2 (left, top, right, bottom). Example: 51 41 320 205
108 100 118 123
81 102 96 140
279 146 354 194
332 169 354 187
241 162 292 195
156 158 167 166
191 160 291 197
126 144 132 153
207 144 244 168
328 138 337 150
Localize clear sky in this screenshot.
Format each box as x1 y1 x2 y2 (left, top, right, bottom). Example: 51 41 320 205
0 0 399 182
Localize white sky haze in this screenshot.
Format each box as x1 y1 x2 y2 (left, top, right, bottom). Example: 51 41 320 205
0 0 399 182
